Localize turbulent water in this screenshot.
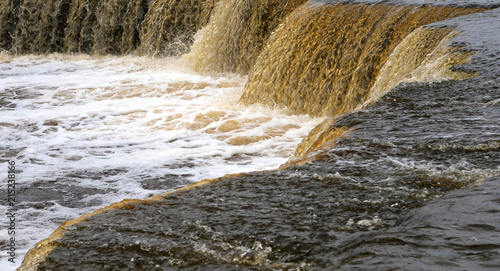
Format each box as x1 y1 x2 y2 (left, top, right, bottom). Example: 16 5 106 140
0 0 499 270
0 53 322 269
240 2 482 116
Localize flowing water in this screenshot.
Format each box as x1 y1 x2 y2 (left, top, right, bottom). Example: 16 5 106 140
0 53 323 269
0 0 499 270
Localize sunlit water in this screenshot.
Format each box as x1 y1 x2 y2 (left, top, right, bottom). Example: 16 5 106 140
0 53 322 268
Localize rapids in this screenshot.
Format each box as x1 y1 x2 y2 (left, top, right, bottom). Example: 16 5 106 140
0 0 498 270
0 53 321 269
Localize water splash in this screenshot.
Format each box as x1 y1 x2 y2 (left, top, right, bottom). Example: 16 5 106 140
185 0 307 74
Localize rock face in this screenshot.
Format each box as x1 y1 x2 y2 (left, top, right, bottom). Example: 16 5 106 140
9 0 500 270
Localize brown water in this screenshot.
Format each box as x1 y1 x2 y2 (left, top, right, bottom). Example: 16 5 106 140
240 3 481 117
186 0 307 74
0 0 499 270
1 0 216 55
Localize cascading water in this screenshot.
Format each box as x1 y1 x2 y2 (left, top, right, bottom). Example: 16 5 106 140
1 0 217 55
240 3 482 117
185 0 307 74
0 0 499 270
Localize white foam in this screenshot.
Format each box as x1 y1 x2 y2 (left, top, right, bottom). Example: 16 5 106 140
0 54 322 269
